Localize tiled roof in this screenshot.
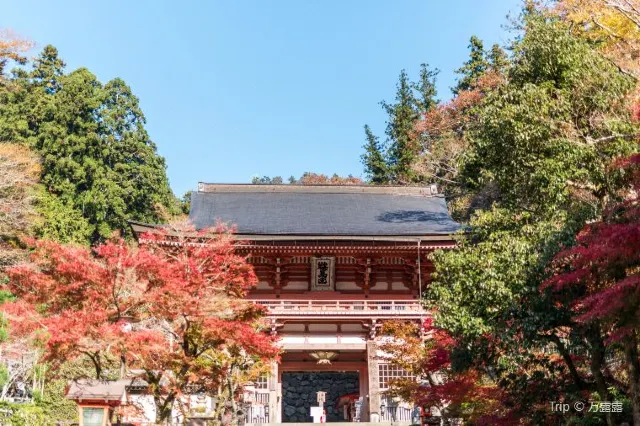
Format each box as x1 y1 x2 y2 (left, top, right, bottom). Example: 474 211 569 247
66 379 128 401
189 184 461 236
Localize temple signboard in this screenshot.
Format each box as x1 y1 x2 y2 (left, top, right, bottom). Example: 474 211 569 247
311 257 335 291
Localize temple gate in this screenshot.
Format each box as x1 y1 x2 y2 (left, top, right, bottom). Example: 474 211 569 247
133 183 460 424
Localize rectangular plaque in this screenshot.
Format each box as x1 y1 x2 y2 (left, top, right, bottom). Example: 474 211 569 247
311 257 335 291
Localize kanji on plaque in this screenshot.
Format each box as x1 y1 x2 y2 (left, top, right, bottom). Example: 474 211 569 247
311 257 335 291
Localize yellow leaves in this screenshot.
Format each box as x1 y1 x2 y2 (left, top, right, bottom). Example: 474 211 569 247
0 143 41 181
557 0 639 41
554 0 640 81
0 143 41 246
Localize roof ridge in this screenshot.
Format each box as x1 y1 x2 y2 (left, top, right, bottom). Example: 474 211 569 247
197 183 439 196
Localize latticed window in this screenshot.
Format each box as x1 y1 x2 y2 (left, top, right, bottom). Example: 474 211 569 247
254 375 268 390
378 364 414 390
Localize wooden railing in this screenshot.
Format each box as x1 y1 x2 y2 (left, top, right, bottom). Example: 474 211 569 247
252 299 426 317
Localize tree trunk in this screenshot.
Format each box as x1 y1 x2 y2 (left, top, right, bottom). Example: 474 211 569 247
624 332 640 426
119 354 126 379
228 375 238 425
587 325 614 426
551 334 586 390
155 392 175 425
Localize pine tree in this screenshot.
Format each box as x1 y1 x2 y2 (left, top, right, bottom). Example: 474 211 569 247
453 36 488 94
0 45 178 243
382 70 422 183
413 63 439 113
361 124 388 184
96 78 177 234
361 64 439 184
487 44 509 74
31 45 65 93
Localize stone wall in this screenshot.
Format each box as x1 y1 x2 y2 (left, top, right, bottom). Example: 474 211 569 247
282 372 359 423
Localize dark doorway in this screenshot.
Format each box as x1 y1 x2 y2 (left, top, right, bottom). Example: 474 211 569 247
281 371 359 422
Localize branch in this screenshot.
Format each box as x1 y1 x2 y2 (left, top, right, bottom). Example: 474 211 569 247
549 334 587 390
585 133 640 145
606 0 640 28
566 180 599 192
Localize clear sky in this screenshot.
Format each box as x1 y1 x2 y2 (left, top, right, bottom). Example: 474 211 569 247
3 0 522 196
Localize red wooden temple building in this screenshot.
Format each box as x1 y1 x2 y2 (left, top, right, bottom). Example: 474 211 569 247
132 183 460 424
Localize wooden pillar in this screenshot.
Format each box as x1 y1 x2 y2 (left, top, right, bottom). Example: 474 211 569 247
359 365 370 422
268 360 280 424
366 340 381 423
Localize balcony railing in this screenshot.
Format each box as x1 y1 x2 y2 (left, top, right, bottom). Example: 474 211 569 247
252 299 426 317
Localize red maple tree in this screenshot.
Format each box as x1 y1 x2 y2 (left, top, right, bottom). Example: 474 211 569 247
378 319 507 424
542 153 640 423
3 223 279 423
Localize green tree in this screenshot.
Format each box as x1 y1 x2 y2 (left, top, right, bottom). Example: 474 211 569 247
180 190 192 214
0 45 178 244
251 175 283 184
361 125 388 183
464 13 637 214
412 63 439 114
363 64 439 184
382 69 421 183
453 36 488 94
487 43 509 74
426 11 639 424
31 45 64 93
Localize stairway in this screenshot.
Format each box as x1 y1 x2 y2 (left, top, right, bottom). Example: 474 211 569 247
252 423 415 426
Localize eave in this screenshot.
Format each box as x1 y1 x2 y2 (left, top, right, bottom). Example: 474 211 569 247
129 220 458 251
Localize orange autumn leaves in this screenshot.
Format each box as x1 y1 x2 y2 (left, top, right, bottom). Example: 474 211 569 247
0 29 33 75
2 224 278 389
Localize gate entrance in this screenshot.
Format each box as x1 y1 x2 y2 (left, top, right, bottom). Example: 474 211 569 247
281 371 359 423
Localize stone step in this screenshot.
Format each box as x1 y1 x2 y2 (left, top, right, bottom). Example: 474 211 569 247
251 423 415 426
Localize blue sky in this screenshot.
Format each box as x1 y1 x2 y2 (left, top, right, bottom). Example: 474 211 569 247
3 0 522 196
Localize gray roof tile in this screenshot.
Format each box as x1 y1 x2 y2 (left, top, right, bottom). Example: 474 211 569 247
189 186 461 236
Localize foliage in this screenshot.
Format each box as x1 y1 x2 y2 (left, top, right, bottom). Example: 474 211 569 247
453 36 489 95
406 7 640 425
554 0 640 82
542 153 640 423
362 64 439 184
361 124 389 183
0 144 40 237
463 12 638 216
180 190 192 215
0 402 50 426
295 172 363 185
32 192 92 244
363 37 510 211
412 70 505 216
34 365 86 423
379 320 507 424
428 208 566 340
0 45 179 244
253 172 364 185
0 29 33 78
252 175 284 184
2 223 279 423
0 144 40 269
